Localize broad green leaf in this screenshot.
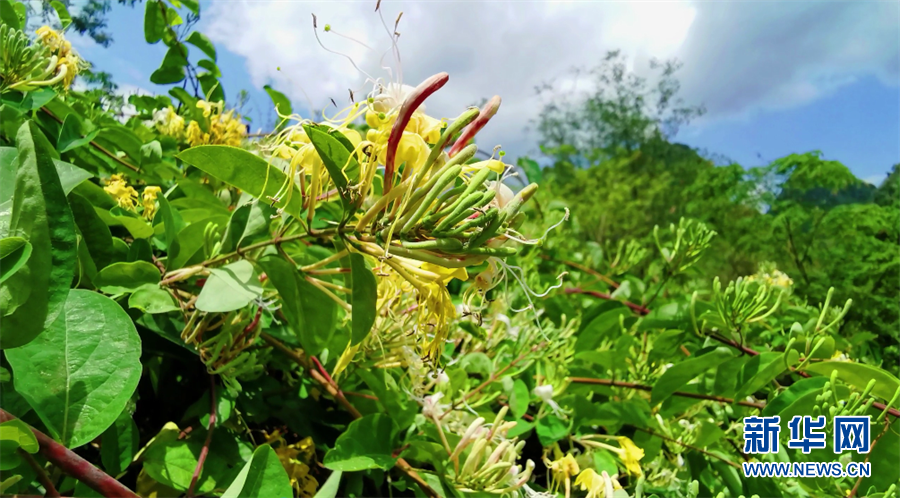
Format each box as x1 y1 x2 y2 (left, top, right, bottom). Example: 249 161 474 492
68 193 114 270
221 202 270 253
180 0 199 14
49 1 71 28
257 255 336 355
100 409 139 477
96 207 154 239
5 290 142 448
144 0 165 43
536 414 569 446
93 126 143 165
154 194 183 250
733 351 799 402
350 253 376 345
178 146 305 219
638 301 691 331
129 284 179 314
264 85 292 120
0 419 38 470
150 44 188 84
185 31 216 61
0 122 76 349
93 261 160 294
650 347 735 406
221 444 292 498
517 156 542 184
197 58 220 77
0 0 21 29
197 72 225 104
804 361 900 407
314 470 343 498
195 260 263 312
761 377 828 417
509 379 530 419
57 111 97 154
303 125 357 207
142 422 249 493
574 307 631 352
165 216 229 270
323 414 396 471
0 237 31 284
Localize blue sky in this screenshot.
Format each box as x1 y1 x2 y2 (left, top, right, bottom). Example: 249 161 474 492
70 1 899 185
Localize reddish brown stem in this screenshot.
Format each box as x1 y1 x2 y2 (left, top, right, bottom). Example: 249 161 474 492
565 287 650 315
539 254 620 289
186 376 217 498
568 377 765 409
384 73 449 195
0 410 139 498
448 96 501 157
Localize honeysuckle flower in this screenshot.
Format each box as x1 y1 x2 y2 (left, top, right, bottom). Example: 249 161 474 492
533 384 563 417
31 26 85 90
616 436 645 476
419 281 456 363
574 469 620 498
263 430 319 497
152 106 186 139
104 174 138 210
462 159 506 176
370 129 431 173
547 453 580 497
142 186 161 220
422 392 448 418
184 100 246 147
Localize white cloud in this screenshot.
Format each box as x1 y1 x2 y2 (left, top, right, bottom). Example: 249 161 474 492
204 0 898 157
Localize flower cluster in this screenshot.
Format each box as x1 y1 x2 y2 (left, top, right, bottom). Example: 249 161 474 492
104 174 139 210
34 26 84 89
153 100 245 147
746 262 794 289
263 430 319 497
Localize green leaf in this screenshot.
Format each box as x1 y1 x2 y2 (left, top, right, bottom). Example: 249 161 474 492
221 444 292 498
314 470 343 498
536 414 569 446
324 414 396 471
165 215 228 270
0 122 76 349
195 260 263 312
0 419 38 470
0 0 21 30
733 351 799 402
5 290 142 448
650 347 735 406
68 193 114 270
0 237 31 284
264 85 292 119
804 361 900 407
49 1 71 29
197 59 220 77
762 377 828 417
98 207 154 239
142 422 249 493
150 44 188 84
350 253 376 345
144 0 165 43
516 156 542 184
180 0 199 15
509 379 530 419
178 146 305 219
197 72 225 104
185 31 216 61
93 261 160 294
129 283 179 314
303 125 357 208
154 194 183 250
93 126 143 164
257 255 336 355
100 409 139 477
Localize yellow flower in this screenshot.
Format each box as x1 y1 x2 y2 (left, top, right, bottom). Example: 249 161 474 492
418 281 456 363
34 26 84 90
35 26 64 53
461 159 506 176
420 262 468 285
575 468 620 498
142 186 161 220
154 107 186 139
617 436 644 476
104 174 138 210
548 453 580 496
263 431 319 497
184 102 245 147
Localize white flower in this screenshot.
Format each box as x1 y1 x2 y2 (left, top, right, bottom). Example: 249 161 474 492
422 392 448 418
533 384 563 416
371 83 421 113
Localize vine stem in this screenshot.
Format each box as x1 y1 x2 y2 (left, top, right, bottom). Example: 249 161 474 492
847 417 892 498
260 333 439 498
19 449 60 497
572 286 900 419
186 376 217 498
0 409 139 498
568 377 766 409
539 255 619 289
